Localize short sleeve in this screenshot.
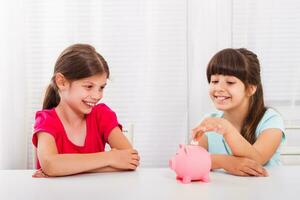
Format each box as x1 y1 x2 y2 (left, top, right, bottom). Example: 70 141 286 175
94 104 122 143
256 108 286 143
32 110 58 148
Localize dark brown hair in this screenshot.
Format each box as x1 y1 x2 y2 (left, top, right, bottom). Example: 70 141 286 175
43 44 109 109
207 48 266 144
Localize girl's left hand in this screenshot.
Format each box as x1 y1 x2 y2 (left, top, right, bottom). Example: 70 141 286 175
192 118 234 141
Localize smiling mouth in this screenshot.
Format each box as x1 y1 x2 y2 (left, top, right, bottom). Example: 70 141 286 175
214 96 230 101
83 100 97 107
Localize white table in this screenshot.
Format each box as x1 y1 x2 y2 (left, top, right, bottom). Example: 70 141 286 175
0 166 299 200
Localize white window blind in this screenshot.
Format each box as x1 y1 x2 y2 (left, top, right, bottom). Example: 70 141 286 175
232 0 300 149
24 0 187 168
232 0 300 126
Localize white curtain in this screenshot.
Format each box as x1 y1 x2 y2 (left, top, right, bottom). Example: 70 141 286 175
0 0 27 169
232 0 300 123
0 0 187 169
187 0 232 128
232 0 300 147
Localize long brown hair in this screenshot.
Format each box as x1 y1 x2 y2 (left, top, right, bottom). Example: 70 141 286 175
43 44 110 109
206 48 266 144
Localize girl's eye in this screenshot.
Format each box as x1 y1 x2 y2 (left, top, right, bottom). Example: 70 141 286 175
211 80 218 84
84 85 93 89
227 81 235 85
99 86 105 91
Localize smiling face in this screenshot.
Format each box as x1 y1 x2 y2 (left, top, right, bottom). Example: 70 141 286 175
58 73 107 115
209 74 250 112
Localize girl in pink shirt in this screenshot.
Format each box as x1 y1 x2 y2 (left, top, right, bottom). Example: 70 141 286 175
32 44 140 177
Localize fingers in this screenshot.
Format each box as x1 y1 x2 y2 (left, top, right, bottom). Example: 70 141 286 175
130 149 139 155
230 170 248 177
236 159 268 177
191 127 206 140
32 169 48 178
248 161 268 177
130 159 140 167
127 156 140 170
242 167 268 177
110 148 140 170
262 167 268 176
131 152 140 166
225 157 269 177
126 149 140 169
192 121 220 140
132 154 140 161
242 167 261 176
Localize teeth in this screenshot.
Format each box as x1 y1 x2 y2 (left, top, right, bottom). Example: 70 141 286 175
215 96 228 100
85 101 96 107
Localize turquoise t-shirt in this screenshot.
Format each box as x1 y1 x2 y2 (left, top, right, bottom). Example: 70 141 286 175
205 108 285 166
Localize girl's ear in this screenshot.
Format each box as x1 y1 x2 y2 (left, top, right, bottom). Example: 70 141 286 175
55 73 69 90
247 85 257 97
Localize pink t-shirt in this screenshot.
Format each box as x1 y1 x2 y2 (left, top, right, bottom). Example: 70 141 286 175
32 103 122 169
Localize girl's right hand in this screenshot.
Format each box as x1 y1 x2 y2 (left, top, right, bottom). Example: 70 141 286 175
223 156 268 177
108 148 140 170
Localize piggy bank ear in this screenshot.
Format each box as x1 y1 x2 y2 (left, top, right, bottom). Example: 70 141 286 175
179 144 184 149
184 146 189 155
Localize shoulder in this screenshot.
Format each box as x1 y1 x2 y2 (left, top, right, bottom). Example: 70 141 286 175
35 109 58 126
33 108 61 147
89 103 121 142
88 103 118 123
256 108 285 134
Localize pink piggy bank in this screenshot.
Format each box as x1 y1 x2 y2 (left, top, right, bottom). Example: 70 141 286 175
169 144 211 183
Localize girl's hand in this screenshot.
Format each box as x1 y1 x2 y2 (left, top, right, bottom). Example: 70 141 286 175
192 118 234 141
32 169 49 178
108 148 140 170
223 156 268 177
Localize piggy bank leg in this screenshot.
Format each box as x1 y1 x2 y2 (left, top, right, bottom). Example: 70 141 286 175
182 176 191 184
201 174 210 182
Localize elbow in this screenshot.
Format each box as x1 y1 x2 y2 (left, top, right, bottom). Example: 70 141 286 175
260 158 270 166
253 153 269 166
40 157 60 177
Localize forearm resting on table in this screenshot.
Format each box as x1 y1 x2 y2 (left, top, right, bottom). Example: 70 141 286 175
39 152 112 177
87 166 131 173
223 131 265 164
211 154 228 170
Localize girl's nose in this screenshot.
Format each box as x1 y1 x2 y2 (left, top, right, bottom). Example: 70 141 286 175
214 81 227 91
92 90 103 101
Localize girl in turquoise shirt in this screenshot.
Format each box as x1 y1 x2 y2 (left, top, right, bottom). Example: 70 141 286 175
192 48 285 177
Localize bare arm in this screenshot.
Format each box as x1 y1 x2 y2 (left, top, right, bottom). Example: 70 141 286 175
193 118 283 165
107 126 133 149
211 154 268 176
37 132 111 176
37 130 139 176
223 127 282 165
87 127 140 173
195 134 267 177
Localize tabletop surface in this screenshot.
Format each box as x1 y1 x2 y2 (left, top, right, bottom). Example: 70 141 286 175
1 166 299 200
